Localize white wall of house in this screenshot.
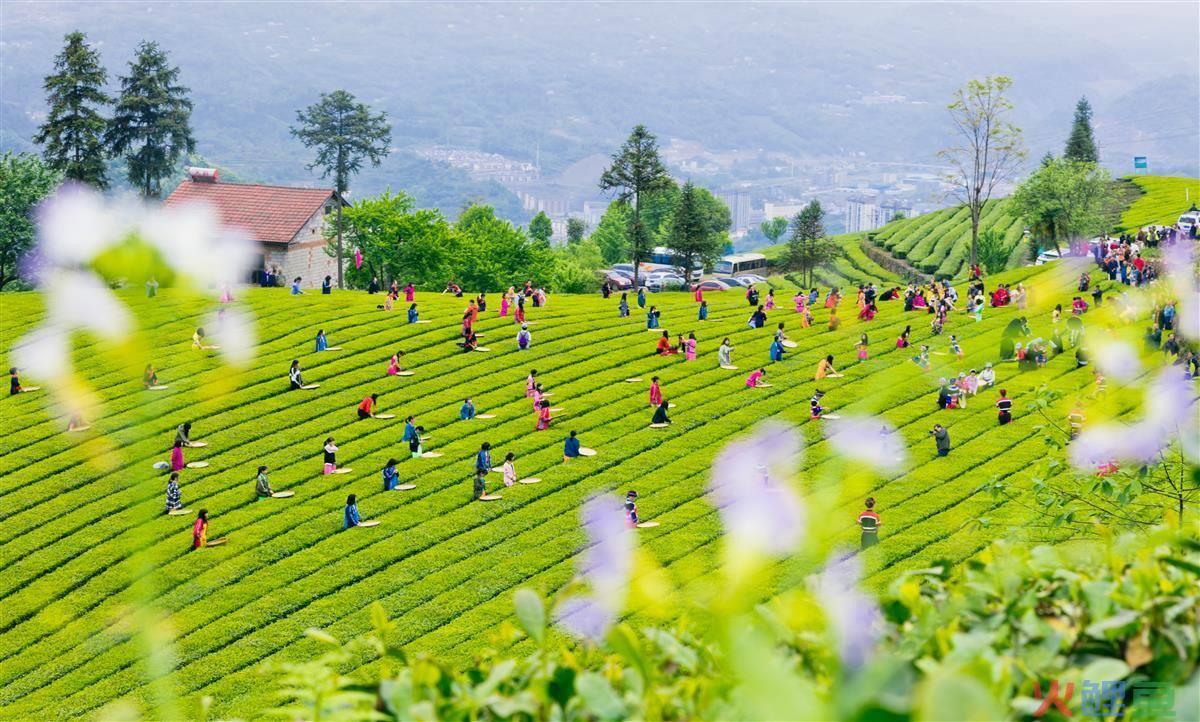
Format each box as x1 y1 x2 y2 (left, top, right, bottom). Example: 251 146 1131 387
262 202 340 287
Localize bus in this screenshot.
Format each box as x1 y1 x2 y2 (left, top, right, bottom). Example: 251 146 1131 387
647 247 704 281
714 252 768 276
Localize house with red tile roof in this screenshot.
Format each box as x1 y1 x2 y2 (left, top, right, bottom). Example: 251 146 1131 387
164 168 347 287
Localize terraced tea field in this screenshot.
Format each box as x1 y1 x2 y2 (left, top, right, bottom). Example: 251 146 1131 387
0 259 1143 718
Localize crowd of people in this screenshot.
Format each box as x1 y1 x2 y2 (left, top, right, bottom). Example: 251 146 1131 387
34 222 1190 551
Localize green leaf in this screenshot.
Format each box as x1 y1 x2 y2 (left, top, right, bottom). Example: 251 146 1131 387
512 588 545 644
548 666 576 712
606 623 652 685
1162 557 1200 576
575 672 625 720
1080 657 1130 683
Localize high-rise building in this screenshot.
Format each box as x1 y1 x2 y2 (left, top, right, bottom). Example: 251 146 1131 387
846 197 913 232
720 189 751 233
845 197 879 233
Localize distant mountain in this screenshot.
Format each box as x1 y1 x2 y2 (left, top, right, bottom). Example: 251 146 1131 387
3 2 1196 216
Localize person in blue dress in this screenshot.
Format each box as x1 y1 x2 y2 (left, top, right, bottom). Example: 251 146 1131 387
460 398 476 420
315 330 328 352
407 304 419 323
322 275 332 294
382 459 400 491
698 300 708 321
343 494 361 529
769 337 785 362
618 293 630 317
291 277 304 295
402 416 418 442
563 430 581 460
637 287 646 309
647 306 661 329
474 442 492 499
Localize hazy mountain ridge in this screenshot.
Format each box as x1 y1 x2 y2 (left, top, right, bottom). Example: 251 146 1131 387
2 1 1196 213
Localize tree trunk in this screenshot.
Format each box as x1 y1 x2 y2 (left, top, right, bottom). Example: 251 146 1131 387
336 200 344 289
969 211 980 267
631 194 641 290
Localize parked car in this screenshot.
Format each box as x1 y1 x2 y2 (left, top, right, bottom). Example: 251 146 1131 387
600 271 633 289
645 272 688 292
716 276 752 287
1034 248 1062 266
696 279 732 291
737 274 769 285
1177 210 1200 234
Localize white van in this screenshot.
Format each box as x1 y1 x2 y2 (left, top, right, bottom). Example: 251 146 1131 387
1177 211 1200 234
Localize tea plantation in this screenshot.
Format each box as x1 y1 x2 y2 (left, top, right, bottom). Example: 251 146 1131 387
0 257 1164 718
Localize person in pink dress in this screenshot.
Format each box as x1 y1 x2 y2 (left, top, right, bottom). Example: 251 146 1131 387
793 292 806 314
746 368 766 388
404 283 415 302
386 351 404 376
764 289 776 311
500 293 510 317
170 440 186 472
684 332 698 361
220 284 234 303
649 377 663 407
693 284 704 303
531 384 546 410
514 304 526 324
536 400 552 430
526 370 537 397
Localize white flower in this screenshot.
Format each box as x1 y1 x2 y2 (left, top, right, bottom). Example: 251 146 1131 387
36 184 125 267
206 305 257 366
709 421 805 556
1091 340 1141 382
11 325 71 380
825 416 907 471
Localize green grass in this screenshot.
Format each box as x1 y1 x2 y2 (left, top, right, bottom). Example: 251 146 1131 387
0 260 1151 719
1117 175 1200 231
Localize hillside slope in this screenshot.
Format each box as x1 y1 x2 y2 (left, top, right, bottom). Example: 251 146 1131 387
763 175 1199 282
0 260 1154 718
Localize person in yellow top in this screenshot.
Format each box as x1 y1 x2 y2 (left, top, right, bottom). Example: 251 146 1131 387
815 354 844 380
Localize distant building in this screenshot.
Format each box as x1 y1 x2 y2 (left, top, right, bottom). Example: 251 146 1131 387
846 196 913 232
720 189 751 233
763 202 807 221
164 168 345 286
583 200 611 227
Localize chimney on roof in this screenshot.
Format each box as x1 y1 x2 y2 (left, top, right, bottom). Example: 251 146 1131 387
188 167 219 183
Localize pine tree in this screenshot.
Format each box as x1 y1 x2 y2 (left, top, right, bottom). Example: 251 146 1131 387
783 200 838 286
106 41 195 198
292 89 392 288
599 125 674 288
35 32 111 187
1064 96 1099 163
668 181 722 279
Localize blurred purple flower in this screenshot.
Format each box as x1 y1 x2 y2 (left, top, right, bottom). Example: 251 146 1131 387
554 495 632 641
816 553 879 669
554 596 615 642
1070 365 1197 468
825 416 907 471
1162 243 1197 341
709 421 805 556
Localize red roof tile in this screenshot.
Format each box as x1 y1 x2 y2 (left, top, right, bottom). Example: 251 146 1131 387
163 178 339 245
